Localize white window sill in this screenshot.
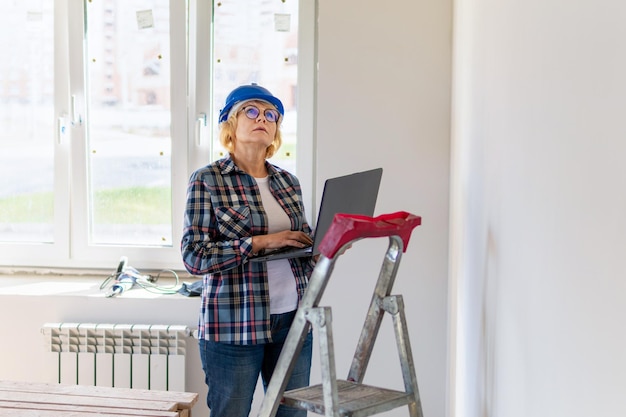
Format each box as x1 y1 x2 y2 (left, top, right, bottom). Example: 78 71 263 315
0 268 198 299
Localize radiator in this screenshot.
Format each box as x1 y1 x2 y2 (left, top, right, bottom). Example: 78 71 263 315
41 323 191 392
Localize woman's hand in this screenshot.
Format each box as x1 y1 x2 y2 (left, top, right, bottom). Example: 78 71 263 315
251 231 313 254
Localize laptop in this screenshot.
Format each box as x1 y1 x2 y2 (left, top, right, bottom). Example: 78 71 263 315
249 167 383 262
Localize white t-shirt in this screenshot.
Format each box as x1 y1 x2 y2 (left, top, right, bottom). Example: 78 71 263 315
255 176 298 314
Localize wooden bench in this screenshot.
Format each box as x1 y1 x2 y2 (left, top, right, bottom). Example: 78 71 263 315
0 380 198 417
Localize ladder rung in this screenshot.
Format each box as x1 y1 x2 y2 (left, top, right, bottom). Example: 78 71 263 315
282 380 415 417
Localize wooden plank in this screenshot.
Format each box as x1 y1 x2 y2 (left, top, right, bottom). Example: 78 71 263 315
0 409 178 417
0 381 198 410
0 400 179 417
0 390 178 412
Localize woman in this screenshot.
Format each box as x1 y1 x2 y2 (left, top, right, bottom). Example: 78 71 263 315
181 83 315 417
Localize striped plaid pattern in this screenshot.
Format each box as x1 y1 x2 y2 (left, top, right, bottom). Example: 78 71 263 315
181 156 314 344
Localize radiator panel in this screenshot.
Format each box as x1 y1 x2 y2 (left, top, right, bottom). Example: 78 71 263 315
59 351 77 385
114 353 132 388
42 323 190 391
77 352 95 386
95 352 114 387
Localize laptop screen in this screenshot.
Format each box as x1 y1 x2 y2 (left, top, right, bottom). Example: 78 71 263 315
311 167 383 252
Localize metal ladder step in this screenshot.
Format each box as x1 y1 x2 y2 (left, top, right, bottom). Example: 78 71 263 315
282 379 415 417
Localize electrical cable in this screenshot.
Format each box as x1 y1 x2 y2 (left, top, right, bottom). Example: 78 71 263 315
133 269 181 295
100 257 183 297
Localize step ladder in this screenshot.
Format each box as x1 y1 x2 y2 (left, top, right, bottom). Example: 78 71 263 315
258 211 423 417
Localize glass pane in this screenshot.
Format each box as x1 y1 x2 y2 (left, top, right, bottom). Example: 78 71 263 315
213 0 299 174
0 2 55 243
86 0 172 246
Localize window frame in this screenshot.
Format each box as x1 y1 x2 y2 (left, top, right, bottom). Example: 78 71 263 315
0 0 316 272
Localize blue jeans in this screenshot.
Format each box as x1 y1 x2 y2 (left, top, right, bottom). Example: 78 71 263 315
199 310 313 417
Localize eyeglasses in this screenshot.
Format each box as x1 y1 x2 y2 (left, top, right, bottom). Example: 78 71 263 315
240 105 280 123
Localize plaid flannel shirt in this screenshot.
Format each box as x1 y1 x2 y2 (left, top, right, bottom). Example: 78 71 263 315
181 156 314 344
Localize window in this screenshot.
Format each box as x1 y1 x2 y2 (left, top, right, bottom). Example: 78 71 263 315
0 0 315 271
211 0 299 174
0 2 55 244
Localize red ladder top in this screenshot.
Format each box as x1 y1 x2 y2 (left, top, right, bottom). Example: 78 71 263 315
317 211 422 258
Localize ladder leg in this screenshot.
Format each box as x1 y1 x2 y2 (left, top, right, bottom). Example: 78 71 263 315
258 257 336 417
306 307 340 417
258 309 310 417
383 295 423 417
348 236 404 383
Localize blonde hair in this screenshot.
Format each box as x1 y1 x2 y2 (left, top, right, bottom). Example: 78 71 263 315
219 100 283 159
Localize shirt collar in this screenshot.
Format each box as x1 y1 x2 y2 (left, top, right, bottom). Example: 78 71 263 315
218 154 284 178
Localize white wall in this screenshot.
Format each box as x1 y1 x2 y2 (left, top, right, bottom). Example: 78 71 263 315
451 1 626 417
0 1 453 417
314 0 451 416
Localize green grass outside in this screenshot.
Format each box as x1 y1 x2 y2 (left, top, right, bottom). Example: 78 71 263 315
0 186 171 224
0 192 53 223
